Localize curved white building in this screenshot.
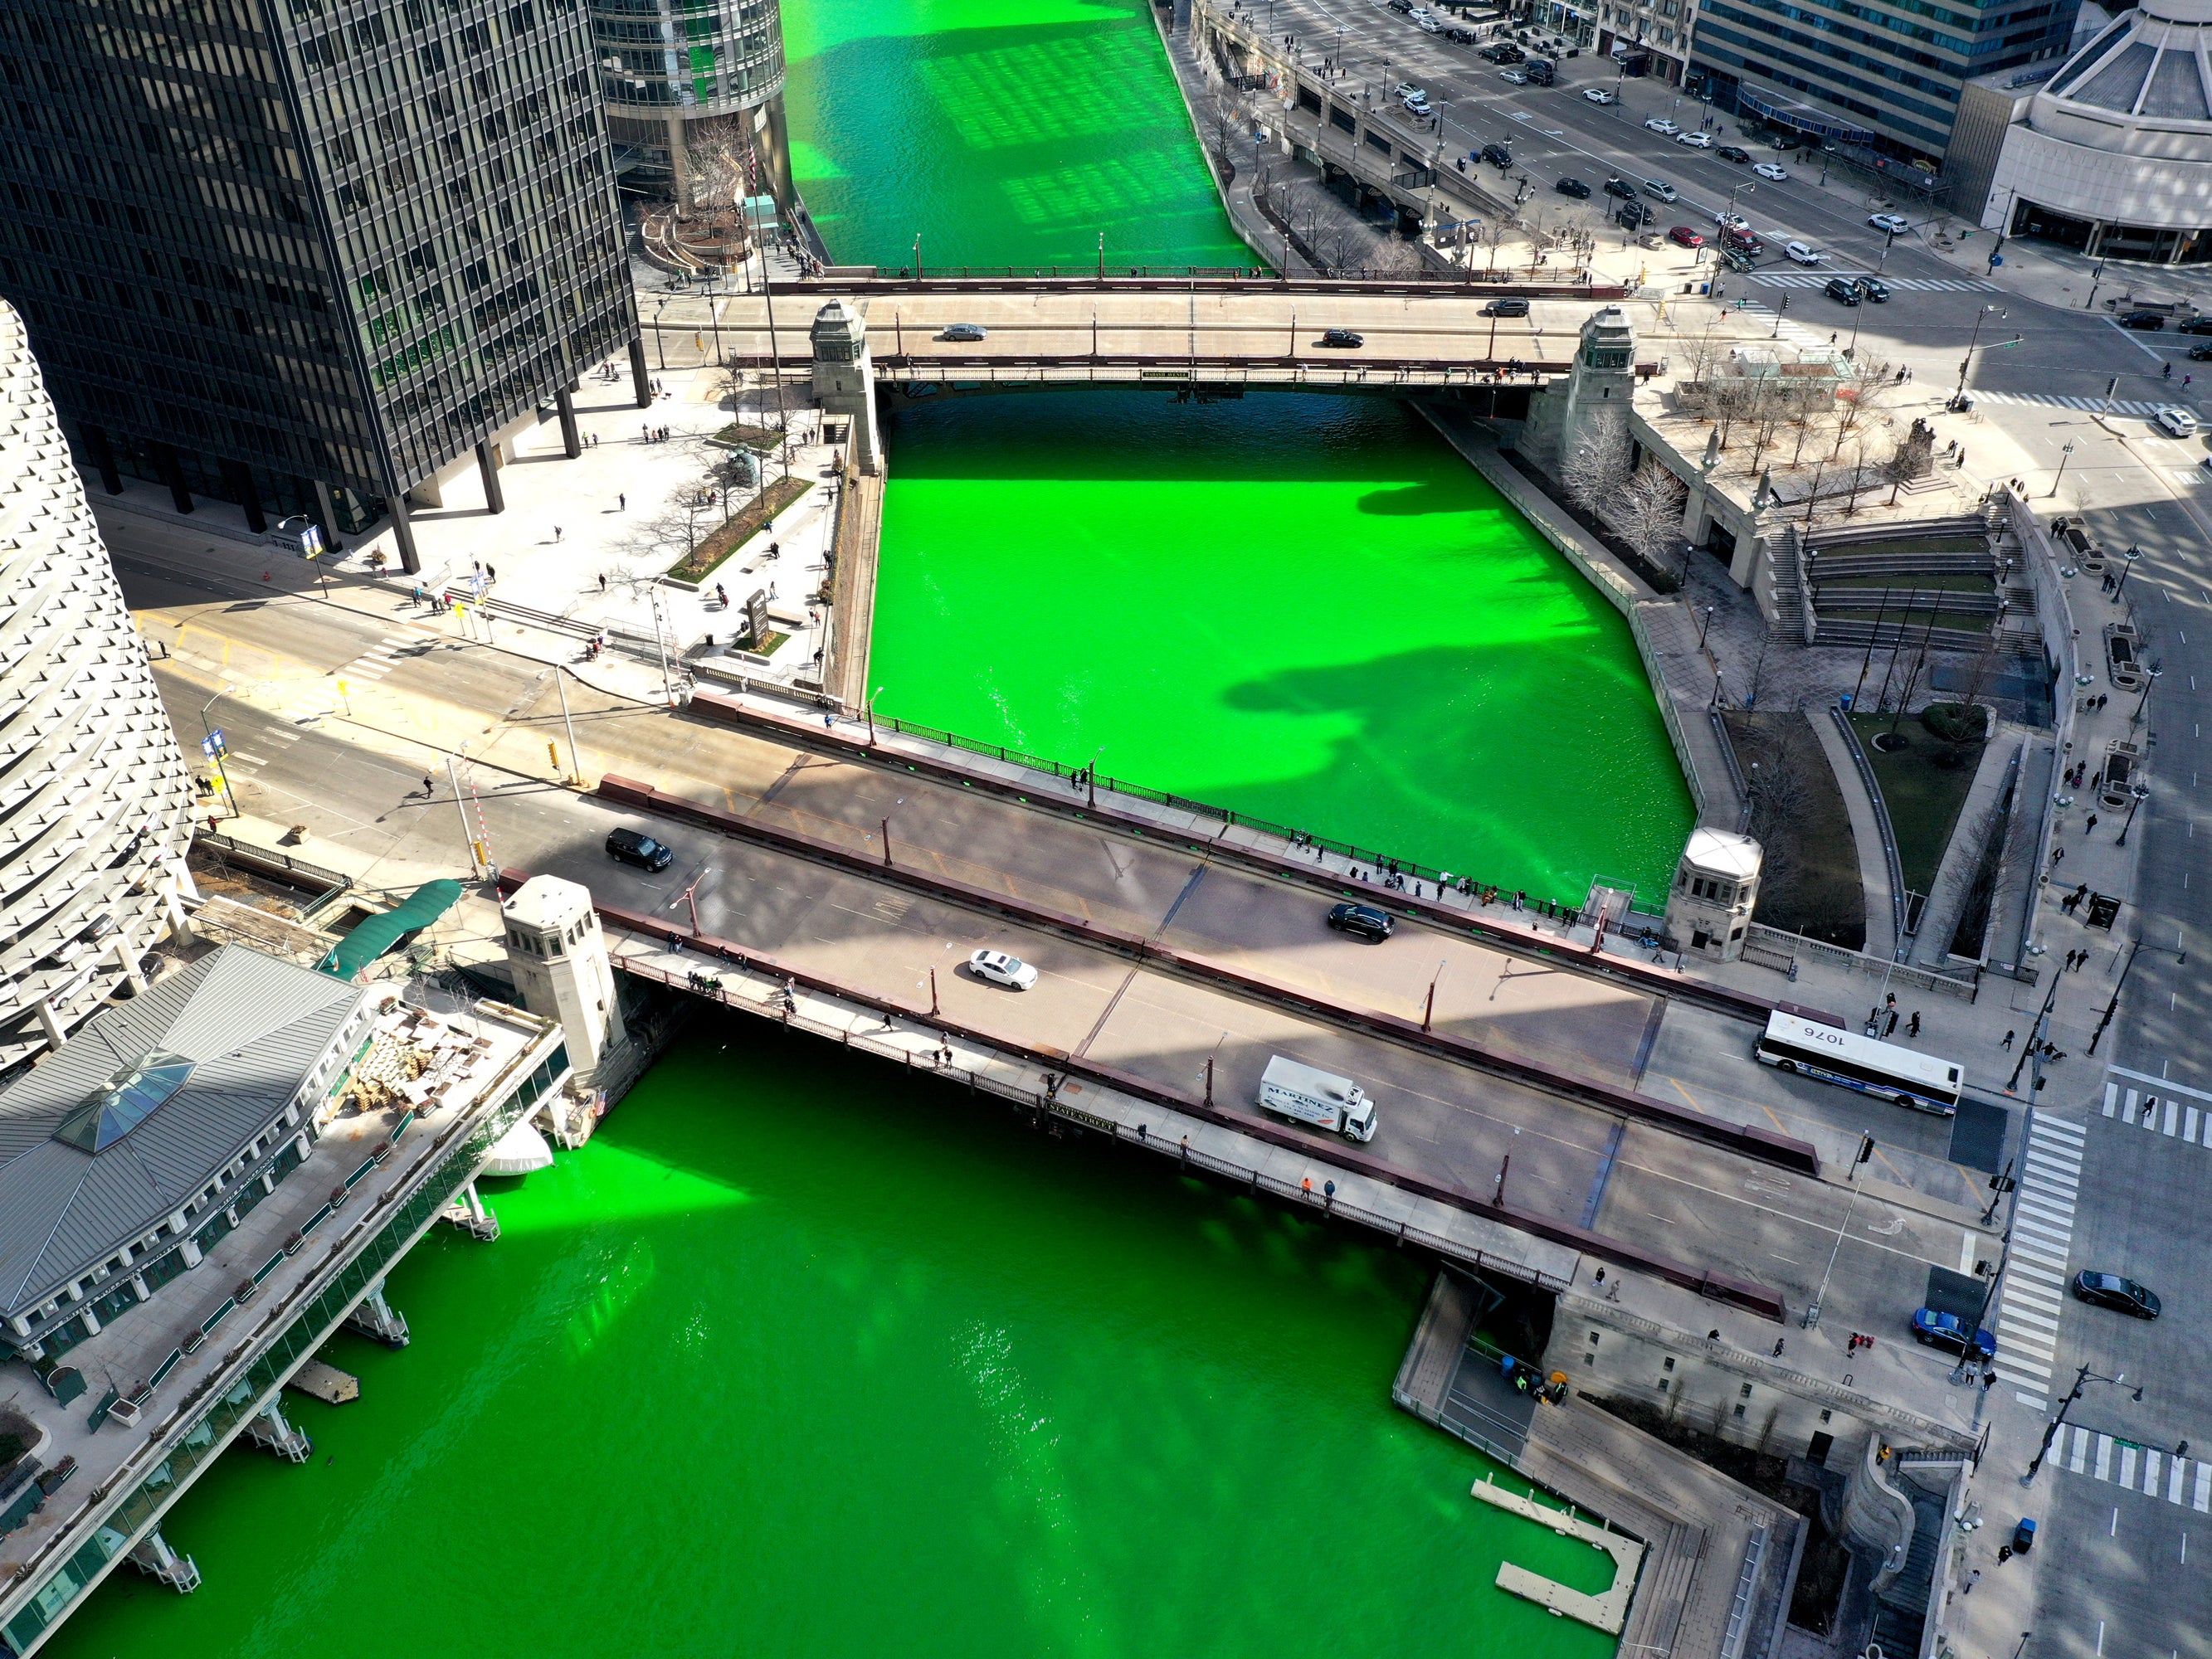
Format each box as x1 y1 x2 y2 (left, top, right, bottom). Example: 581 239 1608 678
1980 0 2212 261
0 299 195 1066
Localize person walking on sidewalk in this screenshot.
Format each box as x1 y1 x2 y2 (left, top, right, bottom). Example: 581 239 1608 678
2086 812 2099 834
1907 1010 1921 1038
2001 1029 2016 1049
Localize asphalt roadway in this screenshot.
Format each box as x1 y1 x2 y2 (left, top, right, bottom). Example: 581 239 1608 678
117 533 2000 1414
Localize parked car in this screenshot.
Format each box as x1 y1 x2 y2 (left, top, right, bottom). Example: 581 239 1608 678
2121 310 2168 330
1556 176 1592 197
1326 902 1396 943
1644 117 1679 135
1824 276 1861 305
1403 92 1432 115
1499 67 1531 83
1868 212 1912 235
1675 130 1714 148
1386 0 1414 11
1910 1307 1996 1360
1523 61 1555 84
1417 12 1442 29
1857 276 1891 302
2155 406 2199 439
605 826 675 872
939 323 987 342
1480 142 1514 166
1319 327 1364 348
1785 241 1823 265
1643 178 1678 202
2072 1270 2162 1318
1753 161 1789 180
1393 80 1423 99
1723 230 1766 256
1584 86 1618 104
967 949 1040 990
1669 225 1705 247
1713 211 1750 232
2190 341 2212 360
1482 296 1531 317
1716 144 1751 162
1445 26 1478 43
1615 202 1652 228
2179 316 2212 334
1604 177 1639 199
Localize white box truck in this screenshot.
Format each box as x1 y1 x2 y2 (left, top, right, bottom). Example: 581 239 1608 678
1258 1055 1377 1142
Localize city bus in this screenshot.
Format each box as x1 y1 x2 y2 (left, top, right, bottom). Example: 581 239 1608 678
1752 1011 1963 1116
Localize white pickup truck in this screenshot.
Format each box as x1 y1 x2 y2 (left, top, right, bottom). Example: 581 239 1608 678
1258 1055 1377 1143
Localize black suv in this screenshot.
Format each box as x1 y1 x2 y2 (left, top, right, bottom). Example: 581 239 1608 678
2180 316 2212 334
1615 202 1651 228
606 826 675 872
1716 144 1751 162
1483 297 1530 317
1319 327 1364 348
1556 176 1591 197
1824 276 1860 305
1326 902 1395 943
1603 178 1638 200
2121 310 2168 330
1480 142 1513 166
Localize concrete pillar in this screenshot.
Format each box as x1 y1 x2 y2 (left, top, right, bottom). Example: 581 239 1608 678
220 459 267 533
309 479 343 552
128 1530 202 1593
82 422 122 494
475 440 505 514
130 1272 150 1299
178 1237 202 1267
33 995 64 1052
556 385 582 459
343 1278 412 1346
629 335 654 410
110 932 145 995
79 1305 100 1336
389 494 421 575
666 112 694 216
246 1396 313 1462
153 441 192 514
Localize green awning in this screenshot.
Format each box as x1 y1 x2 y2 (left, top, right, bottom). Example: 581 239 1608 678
319 879 464 980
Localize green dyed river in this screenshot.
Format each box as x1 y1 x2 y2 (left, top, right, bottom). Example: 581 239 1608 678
45 1032 1620 1659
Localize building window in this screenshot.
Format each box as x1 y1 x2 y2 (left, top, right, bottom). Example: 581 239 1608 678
1820 1408 1833 1423
1658 1377 1670 1392
1739 1382 1753 1399
1733 1403 1747 1418
1588 1331 1600 1344
1663 1356 1676 1370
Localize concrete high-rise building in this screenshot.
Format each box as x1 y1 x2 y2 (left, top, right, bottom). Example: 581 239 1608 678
1688 0 2077 165
0 299 196 1069
0 0 648 571
591 0 792 207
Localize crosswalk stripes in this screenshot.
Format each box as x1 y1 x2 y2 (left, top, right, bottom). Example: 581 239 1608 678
1991 1113 2083 1408
1971 389 2170 417
2102 1073 2212 1145
2059 1423 2211 1510
1722 298 1827 352
1745 272 2002 292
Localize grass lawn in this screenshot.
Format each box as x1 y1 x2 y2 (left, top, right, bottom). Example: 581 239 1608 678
667 475 812 583
1725 711 1864 949
1849 712 1986 896
1821 607 1990 635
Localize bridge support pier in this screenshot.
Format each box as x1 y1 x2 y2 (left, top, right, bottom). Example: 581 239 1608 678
441 1180 500 1243
346 1277 413 1346
128 1530 202 1593
246 1396 314 1462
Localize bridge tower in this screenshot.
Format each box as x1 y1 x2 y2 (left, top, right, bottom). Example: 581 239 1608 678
1518 305 1638 476
809 299 881 476
1664 827 1762 963
501 873 628 1078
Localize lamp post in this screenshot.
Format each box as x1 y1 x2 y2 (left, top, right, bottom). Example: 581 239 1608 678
1696 602 1716 652
197 689 241 820
2131 662 2161 727
2087 937 2185 1054
1771 293 1790 338
2005 966 2063 1092
2116 781 2151 847
1846 228 1896 358
2084 255 2108 310
1950 304 2007 411
2113 542 2143 601
2050 440 2076 498
2025 1365 2141 1485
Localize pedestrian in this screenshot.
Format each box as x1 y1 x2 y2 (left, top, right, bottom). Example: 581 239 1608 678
2165 362 2174 380
553 526 563 542
2001 1029 2015 1050
421 774 435 796
1772 1337 1786 1356
1886 992 1897 1010
641 423 649 442
599 573 608 592
2052 845 2065 865
2086 812 2098 834
1907 1010 1921 1038
1964 1569 1981 1595
1998 1545 2013 1564
486 564 496 583
619 492 626 510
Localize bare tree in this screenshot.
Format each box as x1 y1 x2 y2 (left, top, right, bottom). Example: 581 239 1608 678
1560 406 1633 515
1610 457 1688 573
1741 720 1813 896
1830 358 1892 460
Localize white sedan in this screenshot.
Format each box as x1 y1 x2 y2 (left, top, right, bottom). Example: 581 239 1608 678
968 949 1040 990
1675 129 1713 148
1584 87 1618 104
1784 241 1824 265
1868 212 1912 236
1753 162 1789 181
1644 117 1680 135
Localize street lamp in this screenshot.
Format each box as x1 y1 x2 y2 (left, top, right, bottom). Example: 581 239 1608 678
2131 661 2162 727
2113 542 2144 601
2116 780 2151 846
1950 304 2007 411
2087 937 2185 1054
1696 602 1716 651
2025 1365 2142 1485
196 689 243 820
2050 440 2076 498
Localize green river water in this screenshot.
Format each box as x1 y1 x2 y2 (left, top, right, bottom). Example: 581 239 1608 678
46 4 1676 1652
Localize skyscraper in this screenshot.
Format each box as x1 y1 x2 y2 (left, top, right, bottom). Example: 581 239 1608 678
0 298 196 1070
591 0 792 207
0 0 649 571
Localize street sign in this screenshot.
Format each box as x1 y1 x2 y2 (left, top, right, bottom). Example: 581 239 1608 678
202 729 226 758
744 591 770 648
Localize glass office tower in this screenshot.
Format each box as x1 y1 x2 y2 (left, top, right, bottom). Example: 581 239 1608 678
591 0 792 206
0 0 644 570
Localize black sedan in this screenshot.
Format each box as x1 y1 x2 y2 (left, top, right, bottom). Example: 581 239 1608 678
1318 328 1364 348
1326 902 1395 943
2121 310 2168 331
2179 315 2212 333
1556 176 1592 198
1603 178 1638 200
1481 143 1513 167
2190 341 2212 360
2073 1271 2162 1319
1716 144 1752 162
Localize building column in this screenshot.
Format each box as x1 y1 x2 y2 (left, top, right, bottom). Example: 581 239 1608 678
475 440 505 514
666 112 694 216
343 1277 412 1346
127 1530 202 1593
309 479 343 551
629 335 654 409
33 995 65 1053
153 442 192 513
556 384 582 459
81 422 122 494
246 1396 313 1462
389 493 421 575
110 933 146 995
220 460 267 533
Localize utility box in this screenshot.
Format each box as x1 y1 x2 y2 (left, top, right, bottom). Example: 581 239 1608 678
501 875 626 1073
1666 827 1762 962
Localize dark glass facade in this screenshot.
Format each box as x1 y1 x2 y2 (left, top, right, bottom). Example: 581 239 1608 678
0 0 638 537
